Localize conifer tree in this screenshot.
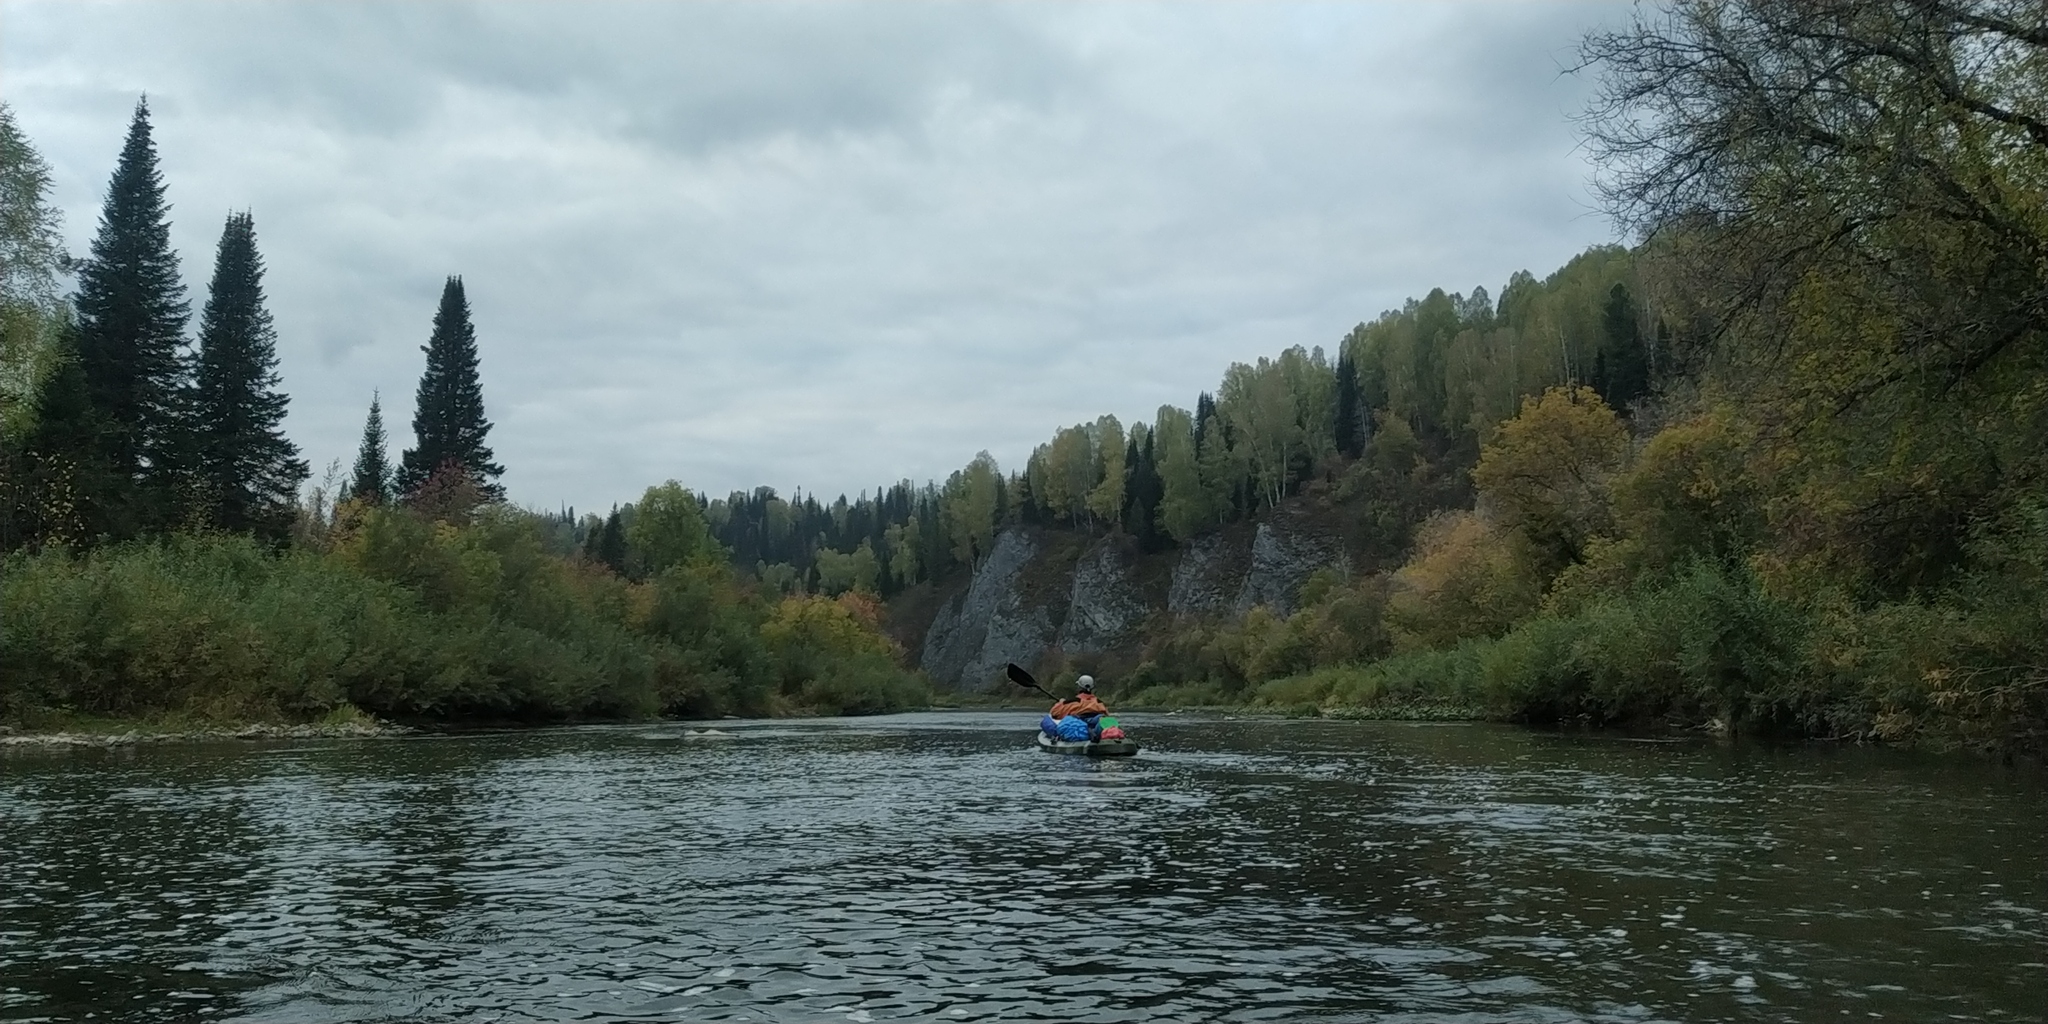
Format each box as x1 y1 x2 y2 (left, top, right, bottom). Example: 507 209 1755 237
596 507 627 573
399 276 503 499
1193 391 1217 455
1334 351 1364 458
189 212 306 538
1123 429 1165 551
73 97 190 535
347 391 392 505
1594 283 1649 411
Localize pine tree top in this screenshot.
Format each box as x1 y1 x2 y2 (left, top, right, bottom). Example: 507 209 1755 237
349 391 392 505
399 275 503 500
79 99 187 328
195 212 282 396
191 209 306 538
73 95 191 511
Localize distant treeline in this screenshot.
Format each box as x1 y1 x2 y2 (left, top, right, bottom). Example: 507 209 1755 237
645 244 1646 600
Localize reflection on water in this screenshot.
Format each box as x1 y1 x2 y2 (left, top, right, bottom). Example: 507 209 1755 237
2 713 2042 1022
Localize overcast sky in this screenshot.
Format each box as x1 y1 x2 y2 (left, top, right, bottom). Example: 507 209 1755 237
3 1 1625 514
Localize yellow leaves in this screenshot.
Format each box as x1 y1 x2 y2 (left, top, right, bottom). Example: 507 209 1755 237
882 519 921 587
326 503 504 614
1472 384 1627 568
1610 406 1760 570
1037 428 1093 524
761 592 900 665
1386 510 1544 652
584 572 659 633
1389 385 1656 652
1541 535 1645 618
832 590 886 632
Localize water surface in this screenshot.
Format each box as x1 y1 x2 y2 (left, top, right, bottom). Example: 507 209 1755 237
2 712 2041 1022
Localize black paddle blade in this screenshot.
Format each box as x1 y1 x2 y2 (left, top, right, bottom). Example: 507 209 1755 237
1005 663 1039 689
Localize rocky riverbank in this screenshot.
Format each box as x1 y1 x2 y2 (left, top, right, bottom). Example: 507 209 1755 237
0 720 412 749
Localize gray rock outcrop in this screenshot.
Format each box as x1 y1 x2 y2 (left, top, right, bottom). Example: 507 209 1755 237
916 510 1353 686
1166 532 1240 615
1233 520 1349 617
920 530 1053 689
1056 542 1148 654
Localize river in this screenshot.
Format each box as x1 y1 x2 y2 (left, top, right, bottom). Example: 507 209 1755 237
1 712 2041 1022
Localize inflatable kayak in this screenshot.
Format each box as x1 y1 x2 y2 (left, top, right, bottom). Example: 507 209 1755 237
1036 732 1139 757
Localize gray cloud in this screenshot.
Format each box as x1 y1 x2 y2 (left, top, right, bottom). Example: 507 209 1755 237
2 0 1624 512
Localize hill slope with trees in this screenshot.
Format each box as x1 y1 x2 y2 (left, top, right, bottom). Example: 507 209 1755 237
695 0 2046 750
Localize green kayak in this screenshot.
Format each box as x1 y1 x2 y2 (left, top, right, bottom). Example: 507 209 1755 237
1036 733 1139 757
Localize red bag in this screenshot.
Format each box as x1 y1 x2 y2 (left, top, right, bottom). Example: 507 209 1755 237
1100 726 1126 740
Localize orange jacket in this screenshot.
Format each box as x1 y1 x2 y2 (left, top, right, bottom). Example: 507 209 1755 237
1049 694 1109 719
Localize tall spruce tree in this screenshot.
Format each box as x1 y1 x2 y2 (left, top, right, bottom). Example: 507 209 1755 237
73 97 190 536
347 391 392 505
1121 430 1165 551
189 212 307 538
1594 283 1649 412
1193 392 1217 455
596 507 627 573
398 276 503 499
1334 351 1363 458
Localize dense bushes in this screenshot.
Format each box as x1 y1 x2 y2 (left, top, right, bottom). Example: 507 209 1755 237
1210 546 2042 750
0 504 931 729
1108 382 2040 750
1115 570 1393 706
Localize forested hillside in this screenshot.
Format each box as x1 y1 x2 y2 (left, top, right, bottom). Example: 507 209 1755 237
687 243 1644 598
690 0 2047 749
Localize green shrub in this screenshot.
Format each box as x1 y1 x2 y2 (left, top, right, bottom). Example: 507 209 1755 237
1 511 929 728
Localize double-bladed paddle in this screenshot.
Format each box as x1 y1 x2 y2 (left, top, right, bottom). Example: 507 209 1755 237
1006 663 1059 701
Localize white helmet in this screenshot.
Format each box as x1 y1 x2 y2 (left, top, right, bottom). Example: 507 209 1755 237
1076 674 1096 693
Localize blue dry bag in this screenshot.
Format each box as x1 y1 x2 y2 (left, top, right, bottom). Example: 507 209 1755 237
1056 716 1093 742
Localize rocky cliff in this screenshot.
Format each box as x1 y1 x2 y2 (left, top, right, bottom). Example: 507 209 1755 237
915 503 1352 688
919 530 1053 692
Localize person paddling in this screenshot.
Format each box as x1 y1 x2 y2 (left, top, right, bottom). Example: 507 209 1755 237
1049 675 1109 722
1010 663 1132 750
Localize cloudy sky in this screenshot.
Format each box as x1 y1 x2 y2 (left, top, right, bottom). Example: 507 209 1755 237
3 1 1625 514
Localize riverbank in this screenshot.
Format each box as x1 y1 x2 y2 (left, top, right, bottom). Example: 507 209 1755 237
0 718 412 749
6 692 2007 754
0 696 969 750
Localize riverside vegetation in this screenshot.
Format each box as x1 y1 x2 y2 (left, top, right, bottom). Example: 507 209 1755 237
4 1 2043 750
0 101 926 731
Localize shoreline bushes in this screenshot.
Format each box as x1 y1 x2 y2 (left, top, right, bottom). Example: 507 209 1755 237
0 506 932 729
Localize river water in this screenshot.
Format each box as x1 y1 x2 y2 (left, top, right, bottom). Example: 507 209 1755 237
1 712 2041 1023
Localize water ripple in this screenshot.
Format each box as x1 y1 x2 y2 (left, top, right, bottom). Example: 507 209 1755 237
3 714 2042 1022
